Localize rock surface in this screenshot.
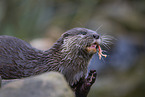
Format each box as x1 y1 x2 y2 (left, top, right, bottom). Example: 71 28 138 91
0 72 75 97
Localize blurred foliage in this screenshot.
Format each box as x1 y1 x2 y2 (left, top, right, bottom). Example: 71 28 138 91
0 0 145 97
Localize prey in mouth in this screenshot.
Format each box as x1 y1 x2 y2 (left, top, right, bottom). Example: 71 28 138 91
86 39 107 60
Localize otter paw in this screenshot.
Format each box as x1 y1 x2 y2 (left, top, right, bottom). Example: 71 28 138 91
82 70 97 91
75 70 97 97
88 70 97 85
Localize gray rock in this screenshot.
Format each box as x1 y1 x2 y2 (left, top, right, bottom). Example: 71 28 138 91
1 79 20 87
0 72 75 97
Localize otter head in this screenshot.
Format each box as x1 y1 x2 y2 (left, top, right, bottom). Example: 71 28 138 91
61 28 102 56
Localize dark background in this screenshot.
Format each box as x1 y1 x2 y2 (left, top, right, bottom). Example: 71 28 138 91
0 0 145 97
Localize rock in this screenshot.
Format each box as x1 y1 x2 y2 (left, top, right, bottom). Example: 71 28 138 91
0 72 75 97
1 79 20 87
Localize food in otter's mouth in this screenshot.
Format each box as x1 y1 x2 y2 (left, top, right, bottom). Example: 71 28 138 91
86 44 97 53
86 42 107 60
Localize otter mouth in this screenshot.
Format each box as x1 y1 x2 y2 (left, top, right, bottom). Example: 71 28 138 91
86 42 107 60
86 42 98 53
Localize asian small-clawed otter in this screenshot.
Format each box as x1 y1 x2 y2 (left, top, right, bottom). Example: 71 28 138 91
0 28 108 97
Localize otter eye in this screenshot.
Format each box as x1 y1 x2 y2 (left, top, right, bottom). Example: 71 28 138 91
78 32 87 35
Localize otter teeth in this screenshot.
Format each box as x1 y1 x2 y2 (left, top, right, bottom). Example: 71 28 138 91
90 44 97 48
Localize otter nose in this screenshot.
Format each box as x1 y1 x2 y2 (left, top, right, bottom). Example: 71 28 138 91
93 34 99 39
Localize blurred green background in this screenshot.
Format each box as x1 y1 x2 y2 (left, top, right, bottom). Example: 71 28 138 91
0 0 145 97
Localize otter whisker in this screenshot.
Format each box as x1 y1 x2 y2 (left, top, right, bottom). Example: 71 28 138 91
101 35 116 41
100 34 114 51
102 42 111 50
102 41 110 47
103 40 114 44
96 24 103 32
102 43 110 50
101 36 111 40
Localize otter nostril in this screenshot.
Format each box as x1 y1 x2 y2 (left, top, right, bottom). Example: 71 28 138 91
93 35 99 39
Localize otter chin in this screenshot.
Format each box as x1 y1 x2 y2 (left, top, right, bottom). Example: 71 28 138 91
0 27 106 86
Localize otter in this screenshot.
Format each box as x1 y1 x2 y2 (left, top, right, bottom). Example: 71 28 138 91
0 28 107 97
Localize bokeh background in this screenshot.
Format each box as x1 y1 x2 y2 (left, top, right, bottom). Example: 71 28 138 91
0 0 145 97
